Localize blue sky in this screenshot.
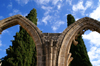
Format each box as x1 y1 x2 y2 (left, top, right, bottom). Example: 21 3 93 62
0 0 100 66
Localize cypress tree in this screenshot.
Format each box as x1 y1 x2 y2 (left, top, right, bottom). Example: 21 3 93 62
67 14 75 26
1 8 37 66
67 14 92 66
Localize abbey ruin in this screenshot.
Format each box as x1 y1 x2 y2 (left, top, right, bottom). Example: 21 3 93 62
0 15 100 66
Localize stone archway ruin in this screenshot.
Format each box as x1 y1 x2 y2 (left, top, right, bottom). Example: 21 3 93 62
1 15 100 66
0 15 43 66
58 17 100 66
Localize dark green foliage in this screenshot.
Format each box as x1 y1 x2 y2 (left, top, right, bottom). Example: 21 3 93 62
26 8 37 25
1 8 37 66
69 36 92 66
67 14 75 26
67 14 92 66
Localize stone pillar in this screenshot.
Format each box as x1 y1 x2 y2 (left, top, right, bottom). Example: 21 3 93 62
43 33 61 66
45 43 49 66
49 40 53 66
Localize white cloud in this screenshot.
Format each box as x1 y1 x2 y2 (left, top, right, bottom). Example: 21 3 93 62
86 14 89 16
2 30 9 34
41 6 53 15
88 47 98 60
22 13 28 17
57 3 61 9
52 21 65 32
7 2 12 8
34 0 50 5
35 0 65 32
66 0 72 5
82 31 100 66
0 40 2 47
9 9 27 16
52 0 59 5
37 21 41 25
72 1 85 11
35 0 61 5
0 16 4 19
85 1 92 8
41 6 53 10
41 3 65 31
60 0 62 1
75 18 79 21
52 26 58 31
92 60 100 66
89 5 100 20
65 14 68 16
9 9 21 16
83 31 100 46
88 46 100 66
15 0 30 5
72 0 92 15
42 15 52 25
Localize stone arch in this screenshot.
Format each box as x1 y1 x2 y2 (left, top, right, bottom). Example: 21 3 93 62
0 15 43 66
58 17 100 66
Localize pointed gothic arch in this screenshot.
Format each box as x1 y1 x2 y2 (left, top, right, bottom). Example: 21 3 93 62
58 17 100 66
0 15 43 66
1 15 100 66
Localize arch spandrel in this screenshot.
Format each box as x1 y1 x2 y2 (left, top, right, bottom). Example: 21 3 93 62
0 15 43 66
58 17 100 66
